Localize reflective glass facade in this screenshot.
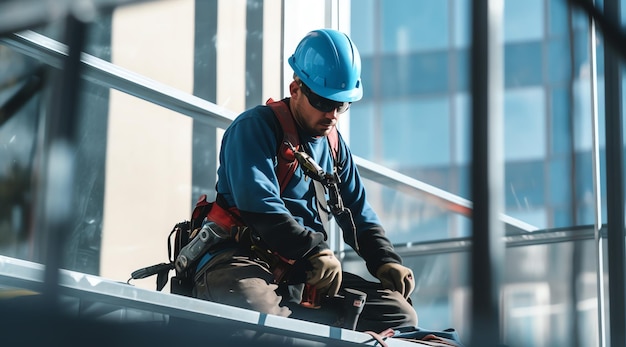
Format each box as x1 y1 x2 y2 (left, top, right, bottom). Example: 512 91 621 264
351 0 620 346
346 0 619 345
349 0 605 234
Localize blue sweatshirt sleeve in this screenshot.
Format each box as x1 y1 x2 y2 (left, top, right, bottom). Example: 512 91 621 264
334 134 403 274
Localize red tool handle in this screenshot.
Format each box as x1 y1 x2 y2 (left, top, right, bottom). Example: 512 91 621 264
300 284 321 308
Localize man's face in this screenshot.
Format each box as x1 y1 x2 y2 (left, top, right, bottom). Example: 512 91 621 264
289 80 350 137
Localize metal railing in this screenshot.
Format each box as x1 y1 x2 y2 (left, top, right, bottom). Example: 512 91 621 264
1 29 538 236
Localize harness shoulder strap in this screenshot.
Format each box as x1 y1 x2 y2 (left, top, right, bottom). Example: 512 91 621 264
267 98 299 193
326 123 340 166
265 98 340 193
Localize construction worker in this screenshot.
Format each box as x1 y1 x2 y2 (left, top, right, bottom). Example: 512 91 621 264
193 28 417 332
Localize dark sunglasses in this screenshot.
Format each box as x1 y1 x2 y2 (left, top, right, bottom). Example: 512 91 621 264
299 82 351 114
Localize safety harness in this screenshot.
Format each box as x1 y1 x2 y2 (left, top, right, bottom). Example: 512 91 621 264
196 97 341 233
130 98 355 292
192 98 352 284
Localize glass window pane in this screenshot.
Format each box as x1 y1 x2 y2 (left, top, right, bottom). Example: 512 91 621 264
548 39 572 84
348 102 376 159
505 160 547 227
548 158 573 217
350 0 376 55
505 41 544 87
504 0 544 43
575 151 604 225
361 179 471 243
454 93 471 165
381 98 450 167
549 0 568 36
380 51 450 97
551 87 572 154
548 0 588 36
453 0 471 48
381 0 449 53
360 55 376 100
456 48 470 92
505 87 546 160
573 79 596 152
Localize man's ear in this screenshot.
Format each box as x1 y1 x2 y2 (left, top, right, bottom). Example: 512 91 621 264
289 80 300 99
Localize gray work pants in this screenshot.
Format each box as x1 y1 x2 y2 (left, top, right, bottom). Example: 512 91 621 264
192 247 418 333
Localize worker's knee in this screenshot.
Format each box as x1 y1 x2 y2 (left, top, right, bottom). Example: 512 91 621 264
193 252 291 318
355 289 418 332
237 277 292 317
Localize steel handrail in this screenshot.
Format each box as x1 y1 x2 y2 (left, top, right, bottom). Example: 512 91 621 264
1 29 538 234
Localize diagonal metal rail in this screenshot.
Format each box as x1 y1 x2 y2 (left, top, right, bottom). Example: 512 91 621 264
0 30 538 236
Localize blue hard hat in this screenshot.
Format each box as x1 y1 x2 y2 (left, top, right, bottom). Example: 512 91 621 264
288 29 363 103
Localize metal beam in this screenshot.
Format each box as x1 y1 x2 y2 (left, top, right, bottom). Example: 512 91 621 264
603 0 626 344
469 0 504 346
0 31 238 129
586 4 606 346
36 13 87 312
343 225 600 262
0 255 425 347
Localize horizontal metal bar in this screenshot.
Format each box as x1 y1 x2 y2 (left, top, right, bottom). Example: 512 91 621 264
0 255 425 347
343 224 599 259
1 30 538 233
504 225 599 247
353 157 474 216
1 31 238 129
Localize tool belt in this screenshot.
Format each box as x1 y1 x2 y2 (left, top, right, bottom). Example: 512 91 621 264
199 194 299 285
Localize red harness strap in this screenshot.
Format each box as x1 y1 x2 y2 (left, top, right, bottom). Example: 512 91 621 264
267 98 300 194
192 194 244 232
192 98 340 242
265 98 339 194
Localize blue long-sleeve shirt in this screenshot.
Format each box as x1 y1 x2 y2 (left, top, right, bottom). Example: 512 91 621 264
215 98 401 274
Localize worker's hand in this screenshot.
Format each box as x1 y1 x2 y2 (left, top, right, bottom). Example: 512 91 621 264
306 249 342 297
376 263 415 299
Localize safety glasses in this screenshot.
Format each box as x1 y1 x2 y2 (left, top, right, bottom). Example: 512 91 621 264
299 82 351 114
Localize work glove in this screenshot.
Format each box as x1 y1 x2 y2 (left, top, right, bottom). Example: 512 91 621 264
306 249 342 297
376 263 415 299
